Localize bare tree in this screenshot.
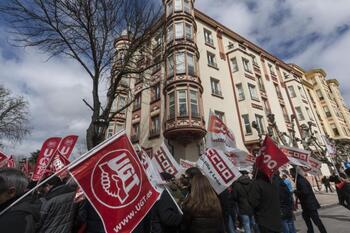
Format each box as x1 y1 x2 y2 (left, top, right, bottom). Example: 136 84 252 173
0 0 163 149
0 85 30 144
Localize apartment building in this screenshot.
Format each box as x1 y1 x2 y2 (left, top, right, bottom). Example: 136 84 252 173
107 0 349 163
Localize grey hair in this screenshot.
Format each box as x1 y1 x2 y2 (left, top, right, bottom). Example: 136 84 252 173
0 168 28 195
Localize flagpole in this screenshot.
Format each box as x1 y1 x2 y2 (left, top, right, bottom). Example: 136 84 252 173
0 130 125 216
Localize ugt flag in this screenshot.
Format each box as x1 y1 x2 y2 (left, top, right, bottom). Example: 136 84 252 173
152 143 181 177
32 137 62 181
256 136 289 178
69 132 161 233
197 148 241 194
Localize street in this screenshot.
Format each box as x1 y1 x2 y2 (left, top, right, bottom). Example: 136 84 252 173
295 205 350 232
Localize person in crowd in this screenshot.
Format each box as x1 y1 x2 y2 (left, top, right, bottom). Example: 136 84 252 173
282 174 294 193
329 171 344 205
180 167 202 199
150 172 183 233
275 173 296 233
37 175 78 233
0 168 41 233
249 169 282 233
321 176 333 193
181 174 224 233
339 169 350 209
219 187 237 233
232 170 256 233
77 200 105 233
290 168 327 233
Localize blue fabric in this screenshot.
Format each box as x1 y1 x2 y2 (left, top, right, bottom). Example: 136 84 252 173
240 214 256 233
284 179 293 193
281 218 296 233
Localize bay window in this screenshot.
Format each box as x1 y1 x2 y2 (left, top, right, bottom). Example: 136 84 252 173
175 22 183 39
178 90 188 116
167 54 174 78
174 0 182 11
184 0 191 13
176 52 185 74
185 23 193 40
169 92 175 119
190 90 199 117
167 1 173 17
187 53 195 75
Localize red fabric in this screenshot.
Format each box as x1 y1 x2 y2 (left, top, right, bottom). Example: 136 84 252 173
336 181 345 190
69 133 161 233
31 137 61 181
256 136 289 178
56 135 78 159
0 151 8 168
7 156 15 168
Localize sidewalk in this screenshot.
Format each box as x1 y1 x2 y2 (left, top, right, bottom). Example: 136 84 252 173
295 191 339 215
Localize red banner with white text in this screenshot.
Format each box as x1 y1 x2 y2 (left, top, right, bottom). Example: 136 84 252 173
31 137 61 181
7 156 15 168
69 132 161 233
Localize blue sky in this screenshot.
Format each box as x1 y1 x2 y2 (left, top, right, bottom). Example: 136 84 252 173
1 0 350 156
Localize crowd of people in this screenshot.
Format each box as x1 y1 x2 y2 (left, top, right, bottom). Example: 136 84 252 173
1 166 350 233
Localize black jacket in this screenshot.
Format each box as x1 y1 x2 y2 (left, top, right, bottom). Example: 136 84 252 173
181 208 224 233
151 190 182 233
37 184 77 233
248 172 282 232
232 175 254 215
277 177 294 220
78 200 105 233
294 175 320 211
0 195 41 233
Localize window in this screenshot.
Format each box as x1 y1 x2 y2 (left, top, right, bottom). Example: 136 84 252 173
268 63 275 75
252 56 258 66
231 57 238 72
174 0 182 11
154 33 162 47
167 1 173 17
255 114 265 134
151 83 161 102
150 116 160 136
169 92 175 119
132 123 140 138
207 51 217 67
316 89 324 100
242 114 252 135
283 72 290 79
323 106 331 117
215 111 225 122
288 86 296 98
242 58 252 73
190 90 199 117
167 25 174 42
236 83 245 101
117 96 126 113
331 123 340 136
248 84 258 100
187 52 195 75
185 23 193 40
204 29 214 45
257 76 265 92
274 84 282 98
298 86 305 99
176 52 185 74
295 107 305 121
306 107 314 121
281 105 290 122
263 99 271 114
210 78 222 96
175 22 183 39
133 93 141 110
184 0 191 13
167 54 174 78
178 90 187 116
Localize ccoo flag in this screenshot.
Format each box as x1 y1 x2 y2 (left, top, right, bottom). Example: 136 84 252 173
69 132 161 233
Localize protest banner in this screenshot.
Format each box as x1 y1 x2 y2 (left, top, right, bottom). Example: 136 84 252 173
256 136 289 178
301 156 322 176
322 135 336 157
280 146 310 167
0 150 8 167
152 143 181 177
179 159 196 169
197 148 241 194
31 137 62 181
6 156 15 168
70 132 161 233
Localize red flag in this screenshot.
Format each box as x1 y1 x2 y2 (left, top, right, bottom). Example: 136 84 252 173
31 137 62 181
7 156 15 168
69 133 161 233
256 136 289 178
57 135 78 159
0 150 8 167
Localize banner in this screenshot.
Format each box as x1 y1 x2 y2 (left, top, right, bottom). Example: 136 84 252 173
280 146 310 167
226 149 255 169
57 135 78 159
7 156 15 168
69 132 161 233
152 143 181 177
180 159 196 169
0 150 8 167
197 148 241 194
21 159 30 176
207 111 237 150
256 136 289 178
322 135 336 157
31 137 62 181
301 157 322 176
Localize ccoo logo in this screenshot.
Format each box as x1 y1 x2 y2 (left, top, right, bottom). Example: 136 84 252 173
91 149 142 209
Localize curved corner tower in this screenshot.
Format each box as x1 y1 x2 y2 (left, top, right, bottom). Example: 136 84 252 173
163 0 206 144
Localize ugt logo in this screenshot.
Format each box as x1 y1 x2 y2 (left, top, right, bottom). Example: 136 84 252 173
92 149 142 208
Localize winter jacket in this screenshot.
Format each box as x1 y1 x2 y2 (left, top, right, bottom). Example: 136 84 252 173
151 190 182 233
0 195 41 233
37 184 77 233
294 175 320 211
78 200 105 233
248 172 282 232
181 208 225 233
278 177 294 220
232 175 254 215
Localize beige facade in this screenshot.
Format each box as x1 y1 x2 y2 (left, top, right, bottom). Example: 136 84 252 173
107 0 350 166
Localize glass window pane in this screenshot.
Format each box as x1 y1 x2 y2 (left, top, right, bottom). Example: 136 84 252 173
178 90 187 116
184 0 191 13
167 26 174 42
167 55 174 77
174 0 182 11
185 23 192 39
175 22 183 39
176 52 185 74
187 53 195 75
190 90 199 117
169 92 175 119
